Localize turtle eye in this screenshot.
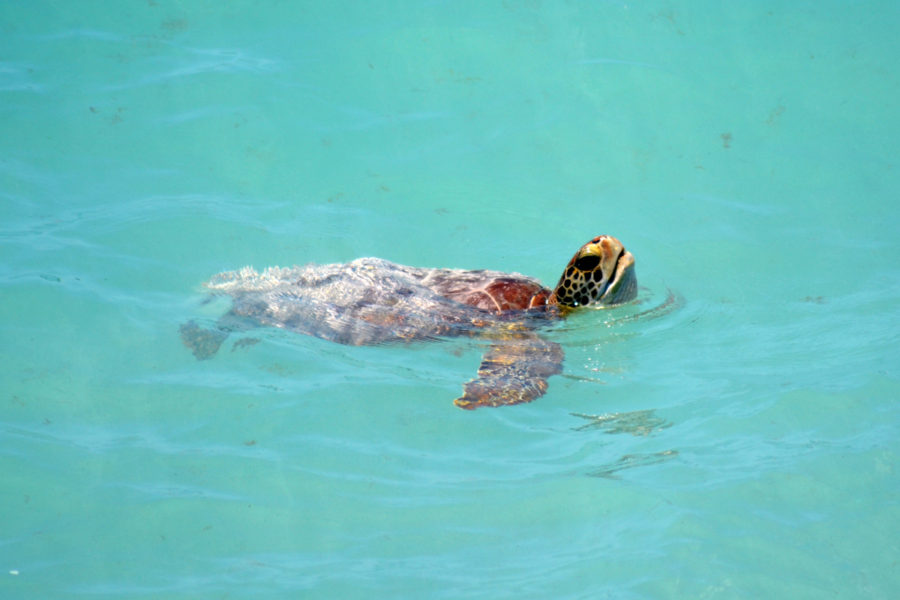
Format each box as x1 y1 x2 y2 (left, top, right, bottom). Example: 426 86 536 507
574 255 600 271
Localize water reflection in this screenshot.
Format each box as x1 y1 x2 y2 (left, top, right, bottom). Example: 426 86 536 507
586 450 679 479
571 409 672 436
571 409 677 478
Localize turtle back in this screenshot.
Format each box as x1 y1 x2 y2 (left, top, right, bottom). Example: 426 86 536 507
204 258 552 346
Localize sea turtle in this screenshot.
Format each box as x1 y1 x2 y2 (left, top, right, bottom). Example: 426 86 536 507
181 235 637 409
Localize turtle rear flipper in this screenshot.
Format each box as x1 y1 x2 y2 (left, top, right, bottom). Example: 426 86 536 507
180 308 260 360
454 332 563 409
179 320 229 360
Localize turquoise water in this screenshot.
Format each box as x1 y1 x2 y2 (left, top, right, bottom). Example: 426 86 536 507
2 1 899 597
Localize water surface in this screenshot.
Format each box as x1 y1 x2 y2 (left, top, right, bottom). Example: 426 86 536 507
2 2 899 598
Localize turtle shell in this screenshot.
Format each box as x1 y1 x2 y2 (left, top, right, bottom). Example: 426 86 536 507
204 258 556 346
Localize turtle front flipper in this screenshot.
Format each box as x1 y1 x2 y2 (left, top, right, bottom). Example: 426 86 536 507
455 331 563 409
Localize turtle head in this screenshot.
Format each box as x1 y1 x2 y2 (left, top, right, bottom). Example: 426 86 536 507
550 235 637 309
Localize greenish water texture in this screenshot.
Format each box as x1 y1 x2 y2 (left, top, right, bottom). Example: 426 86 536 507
2 2 899 599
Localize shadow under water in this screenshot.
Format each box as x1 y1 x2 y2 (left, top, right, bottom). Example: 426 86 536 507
586 449 679 479
571 409 672 436
571 409 677 479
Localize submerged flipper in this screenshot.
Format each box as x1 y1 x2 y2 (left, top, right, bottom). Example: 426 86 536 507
455 331 563 409
179 320 229 360
180 309 260 360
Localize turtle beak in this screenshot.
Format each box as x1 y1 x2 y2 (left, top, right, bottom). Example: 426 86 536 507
599 244 637 304
582 235 636 304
